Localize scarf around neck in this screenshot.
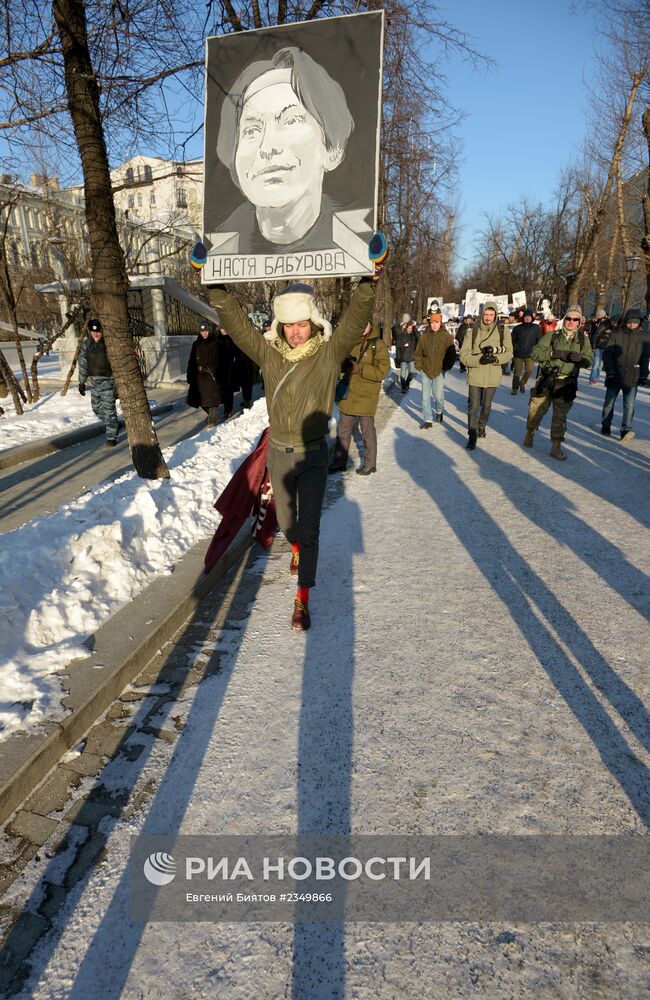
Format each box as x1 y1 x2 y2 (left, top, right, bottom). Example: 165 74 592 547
270 332 324 363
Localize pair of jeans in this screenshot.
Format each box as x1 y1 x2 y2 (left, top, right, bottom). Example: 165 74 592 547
590 348 603 381
601 383 637 434
421 372 445 422
400 361 416 380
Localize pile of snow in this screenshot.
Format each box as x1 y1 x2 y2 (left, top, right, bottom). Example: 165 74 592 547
0 388 122 453
0 400 269 741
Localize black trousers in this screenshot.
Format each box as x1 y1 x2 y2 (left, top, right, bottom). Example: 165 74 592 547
467 385 497 431
222 381 253 416
267 441 329 589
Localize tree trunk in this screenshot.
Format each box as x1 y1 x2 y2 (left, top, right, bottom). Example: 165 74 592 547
52 0 169 479
0 349 27 415
641 107 650 316
61 331 86 396
31 307 82 401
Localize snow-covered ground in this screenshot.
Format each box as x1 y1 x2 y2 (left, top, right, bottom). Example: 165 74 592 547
0 400 270 740
6 370 650 998
0 386 122 452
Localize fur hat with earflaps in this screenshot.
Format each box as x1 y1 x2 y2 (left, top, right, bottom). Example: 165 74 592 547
267 283 332 342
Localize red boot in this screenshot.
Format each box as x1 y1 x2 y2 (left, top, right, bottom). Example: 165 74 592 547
291 587 311 630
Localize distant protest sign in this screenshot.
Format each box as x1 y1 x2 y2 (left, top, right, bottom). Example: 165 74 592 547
512 290 527 308
494 294 509 315
464 289 479 315
202 12 384 283
426 296 442 314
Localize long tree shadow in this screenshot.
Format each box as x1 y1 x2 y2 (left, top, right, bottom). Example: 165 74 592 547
443 375 650 522
291 491 361 999
0 543 266 996
462 431 650 626
394 425 650 828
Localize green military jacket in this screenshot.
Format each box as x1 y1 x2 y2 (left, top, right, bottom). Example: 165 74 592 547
339 328 390 417
208 281 376 448
531 327 593 377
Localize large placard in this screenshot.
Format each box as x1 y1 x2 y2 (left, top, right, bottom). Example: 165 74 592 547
202 12 384 283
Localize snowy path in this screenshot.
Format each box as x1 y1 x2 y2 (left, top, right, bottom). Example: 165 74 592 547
6 371 650 998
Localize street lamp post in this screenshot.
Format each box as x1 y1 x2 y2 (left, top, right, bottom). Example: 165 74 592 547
621 255 642 317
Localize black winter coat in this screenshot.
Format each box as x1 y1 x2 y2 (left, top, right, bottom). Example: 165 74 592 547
511 321 542 359
394 327 419 364
602 328 650 389
455 321 470 349
186 333 221 409
217 332 256 393
589 318 612 350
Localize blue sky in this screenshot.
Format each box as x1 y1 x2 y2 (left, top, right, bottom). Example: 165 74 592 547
437 0 605 272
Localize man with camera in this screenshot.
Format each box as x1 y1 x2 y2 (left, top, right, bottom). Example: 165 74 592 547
523 306 593 459
459 301 513 450
329 322 389 475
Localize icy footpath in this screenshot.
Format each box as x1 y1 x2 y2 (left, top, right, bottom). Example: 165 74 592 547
12 374 650 999
0 387 118 453
0 400 269 741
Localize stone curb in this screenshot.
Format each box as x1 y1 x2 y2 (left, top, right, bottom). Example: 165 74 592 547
0 525 254 826
0 402 175 471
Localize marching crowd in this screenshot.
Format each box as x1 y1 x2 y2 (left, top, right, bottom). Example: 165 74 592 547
77 274 649 632
393 302 649 455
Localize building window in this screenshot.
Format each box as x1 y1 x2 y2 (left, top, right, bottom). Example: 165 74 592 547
137 193 142 207
30 244 38 267
143 164 153 182
150 192 156 206
126 167 134 184
176 189 187 209
10 241 20 265
128 194 135 209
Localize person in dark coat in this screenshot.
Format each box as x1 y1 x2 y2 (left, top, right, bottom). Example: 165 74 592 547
394 319 419 393
186 321 221 426
218 328 255 417
601 308 650 442
588 308 612 383
510 307 542 394
455 315 472 372
78 318 119 446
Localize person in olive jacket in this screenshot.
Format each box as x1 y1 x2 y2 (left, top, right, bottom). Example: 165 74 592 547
186 321 222 427
413 309 455 427
601 308 650 442
329 322 390 475
459 301 513 450
523 305 593 459
207 277 376 631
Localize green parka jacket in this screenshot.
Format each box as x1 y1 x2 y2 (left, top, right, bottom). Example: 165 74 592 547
208 281 376 448
339 326 390 417
413 324 455 378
